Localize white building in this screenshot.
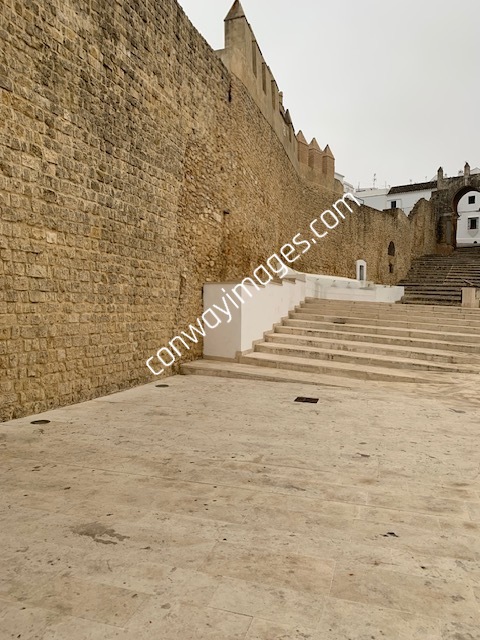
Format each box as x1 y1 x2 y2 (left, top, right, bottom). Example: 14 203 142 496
355 181 437 216
354 187 391 211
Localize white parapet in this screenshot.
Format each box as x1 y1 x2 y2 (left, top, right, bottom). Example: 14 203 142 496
303 273 404 303
203 274 306 360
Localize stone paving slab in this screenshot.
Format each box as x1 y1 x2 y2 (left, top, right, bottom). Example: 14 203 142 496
0 374 479 639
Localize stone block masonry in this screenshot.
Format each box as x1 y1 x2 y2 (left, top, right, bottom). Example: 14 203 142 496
0 0 437 421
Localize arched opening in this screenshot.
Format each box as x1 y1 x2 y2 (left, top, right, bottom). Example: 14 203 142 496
356 259 367 282
454 187 480 247
387 242 396 279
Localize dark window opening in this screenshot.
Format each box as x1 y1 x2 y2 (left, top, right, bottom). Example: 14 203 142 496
468 195 476 204
468 218 478 230
390 201 397 209
388 241 396 256
389 263 394 274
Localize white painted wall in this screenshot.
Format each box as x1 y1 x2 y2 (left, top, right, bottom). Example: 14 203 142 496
355 188 390 211
303 273 404 303
387 189 434 215
203 275 306 360
355 187 434 216
203 271 403 360
457 191 480 247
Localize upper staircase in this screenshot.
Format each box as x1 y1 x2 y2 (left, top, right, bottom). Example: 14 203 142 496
399 247 480 306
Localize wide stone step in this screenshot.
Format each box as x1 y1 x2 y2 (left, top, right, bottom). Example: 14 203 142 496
402 293 461 297
254 342 480 373
400 280 452 284
404 275 480 279
272 325 480 354
402 290 462 296
402 295 461 304
291 310 480 332
283 319 480 344
403 294 462 298
264 332 479 364
404 287 463 292
180 359 447 387
400 282 480 287
238 352 450 383
402 295 462 302
404 300 460 307
303 299 480 317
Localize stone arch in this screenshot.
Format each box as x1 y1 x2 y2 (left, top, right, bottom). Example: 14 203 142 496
451 185 480 248
452 186 480 248
452 185 480 213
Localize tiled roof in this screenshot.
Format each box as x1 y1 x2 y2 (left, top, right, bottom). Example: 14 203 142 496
388 180 437 195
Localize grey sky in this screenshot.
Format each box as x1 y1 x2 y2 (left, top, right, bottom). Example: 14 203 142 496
177 0 480 189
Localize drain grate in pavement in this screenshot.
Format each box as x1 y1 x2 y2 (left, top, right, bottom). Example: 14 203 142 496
295 397 319 404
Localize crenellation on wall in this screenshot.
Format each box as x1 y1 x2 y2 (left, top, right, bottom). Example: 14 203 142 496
219 0 305 181
218 1 340 193
295 133 337 191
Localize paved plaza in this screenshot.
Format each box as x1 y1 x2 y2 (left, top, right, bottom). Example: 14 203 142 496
1 374 480 639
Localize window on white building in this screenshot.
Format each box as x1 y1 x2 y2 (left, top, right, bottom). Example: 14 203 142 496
468 218 478 230
390 201 397 209
468 195 476 205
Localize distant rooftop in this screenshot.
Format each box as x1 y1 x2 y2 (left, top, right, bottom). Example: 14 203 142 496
388 180 437 195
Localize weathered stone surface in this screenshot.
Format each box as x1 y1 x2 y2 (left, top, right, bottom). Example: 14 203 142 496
0 375 479 637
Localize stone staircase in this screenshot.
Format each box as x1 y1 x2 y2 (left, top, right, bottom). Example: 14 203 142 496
399 247 480 306
181 299 480 386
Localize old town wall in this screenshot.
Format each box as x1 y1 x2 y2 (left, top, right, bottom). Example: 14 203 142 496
0 0 436 420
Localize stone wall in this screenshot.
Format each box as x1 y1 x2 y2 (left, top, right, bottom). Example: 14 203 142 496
0 0 437 421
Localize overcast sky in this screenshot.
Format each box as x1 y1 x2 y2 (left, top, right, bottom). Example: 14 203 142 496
177 0 480 189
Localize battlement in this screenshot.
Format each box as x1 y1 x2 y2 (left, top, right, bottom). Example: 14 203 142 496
218 0 337 192
296 132 336 190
